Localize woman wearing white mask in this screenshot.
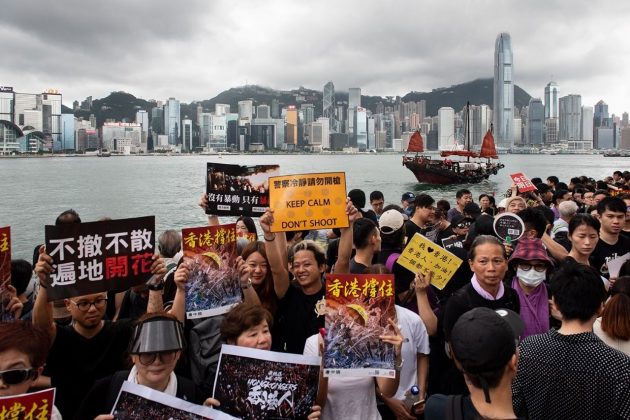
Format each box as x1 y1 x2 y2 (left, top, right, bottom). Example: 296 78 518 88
507 238 555 338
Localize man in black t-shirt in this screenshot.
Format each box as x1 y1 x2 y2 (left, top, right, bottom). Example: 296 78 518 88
349 218 381 274
590 197 630 279
404 194 436 244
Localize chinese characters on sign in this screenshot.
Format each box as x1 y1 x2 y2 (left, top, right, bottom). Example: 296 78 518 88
269 172 348 232
213 345 320 420
493 212 525 242
206 163 279 217
509 172 537 193
0 226 13 321
181 224 241 319
398 233 463 290
0 388 55 420
44 217 155 301
324 274 396 378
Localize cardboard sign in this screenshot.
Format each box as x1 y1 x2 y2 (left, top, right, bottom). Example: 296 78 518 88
269 172 348 232
0 388 56 420
213 345 320 420
397 233 463 290
44 216 155 300
324 274 396 378
493 212 525 242
510 172 537 193
206 162 279 217
112 381 233 420
0 226 13 321
181 224 241 319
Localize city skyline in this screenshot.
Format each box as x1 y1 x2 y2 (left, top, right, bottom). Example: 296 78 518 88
1 0 629 115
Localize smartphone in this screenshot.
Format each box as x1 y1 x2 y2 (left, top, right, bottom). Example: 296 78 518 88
412 399 425 413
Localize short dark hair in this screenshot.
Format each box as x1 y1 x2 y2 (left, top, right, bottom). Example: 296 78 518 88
468 235 506 261
55 209 81 225
221 303 273 344
550 263 607 322
547 176 559 185
517 208 547 238
568 214 600 236
556 182 569 191
536 206 555 227
535 183 551 194
353 218 378 249
10 259 32 296
570 177 581 186
597 196 627 215
456 189 472 199
552 189 570 204
436 199 451 213
369 190 384 202
531 177 543 185
413 193 435 210
613 170 623 177
348 189 366 209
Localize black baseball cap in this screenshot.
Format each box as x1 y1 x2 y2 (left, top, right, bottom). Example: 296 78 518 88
401 192 415 203
451 214 473 228
450 307 524 402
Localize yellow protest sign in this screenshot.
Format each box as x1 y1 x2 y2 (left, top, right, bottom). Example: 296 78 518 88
397 233 463 290
269 172 349 232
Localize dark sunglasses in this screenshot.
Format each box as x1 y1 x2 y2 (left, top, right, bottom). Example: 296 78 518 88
456 222 471 228
137 351 178 366
0 368 38 385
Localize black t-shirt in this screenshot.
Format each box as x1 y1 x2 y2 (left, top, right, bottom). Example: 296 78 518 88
425 394 525 420
44 320 133 419
349 258 368 274
272 284 325 354
590 235 630 278
404 220 429 243
436 226 456 244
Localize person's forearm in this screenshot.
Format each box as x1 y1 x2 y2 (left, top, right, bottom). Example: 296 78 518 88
415 291 437 336
542 233 568 261
32 287 55 338
315 373 328 407
265 233 290 298
147 290 164 314
416 354 429 398
167 288 186 322
334 226 352 274
376 372 400 398
242 286 261 306
207 215 220 226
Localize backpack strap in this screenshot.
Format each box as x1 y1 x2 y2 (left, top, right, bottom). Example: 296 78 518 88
446 394 465 420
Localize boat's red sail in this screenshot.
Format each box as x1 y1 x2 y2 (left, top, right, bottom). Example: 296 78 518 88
407 131 424 153
480 130 498 159
440 150 479 158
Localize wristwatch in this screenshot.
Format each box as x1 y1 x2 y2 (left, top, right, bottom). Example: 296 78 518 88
148 279 165 291
394 358 404 372
241 278 253 289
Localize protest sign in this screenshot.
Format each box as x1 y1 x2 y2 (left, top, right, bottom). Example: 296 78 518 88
213 344 320 420
0 226 13 321
324 273 396 378
44 216 155 301
0 388 56 420
606 252 630 279
269 172 348 232
182 224 241 319
206 162 279 217
397 233 463 290
510 172 537 193
442 236 464 251
611 189 630 197
112 381 234 420
493 212 525 243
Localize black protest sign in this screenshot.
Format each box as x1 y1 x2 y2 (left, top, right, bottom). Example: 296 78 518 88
206 162 279 217
44 216 155 300
493 212 525 242
442 237 464 251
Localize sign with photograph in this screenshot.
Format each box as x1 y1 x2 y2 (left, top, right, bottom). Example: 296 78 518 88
0 388 56 420
510 172 537 193
182 224 241 319
213 345 320 420
324 273 397 378
269 172 348 232
398 233 463 290
44 216 155 301
112 381 234 420
206 162 279 217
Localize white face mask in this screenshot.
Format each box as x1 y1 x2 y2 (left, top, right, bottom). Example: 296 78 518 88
517 267 546 287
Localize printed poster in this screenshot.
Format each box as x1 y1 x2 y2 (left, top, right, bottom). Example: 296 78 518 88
213 344 320 420
324 273 397 378
269 172 348 232
0 226 13 322
112 381 234 420
0 388 56 420
441 237 464 251
398 233 463 290
207 162 279 217
182 224 242 319
510 172 537 193
44 216 155 301
493 212 525 242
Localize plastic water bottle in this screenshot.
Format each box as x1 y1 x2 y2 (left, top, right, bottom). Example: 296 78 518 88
403 385 420 410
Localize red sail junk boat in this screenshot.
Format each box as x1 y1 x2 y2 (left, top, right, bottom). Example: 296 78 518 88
402 104 504 184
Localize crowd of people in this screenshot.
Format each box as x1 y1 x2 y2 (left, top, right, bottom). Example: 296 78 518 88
1 169 630 420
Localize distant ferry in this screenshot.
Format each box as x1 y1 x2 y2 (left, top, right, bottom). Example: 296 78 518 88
603 150 630 157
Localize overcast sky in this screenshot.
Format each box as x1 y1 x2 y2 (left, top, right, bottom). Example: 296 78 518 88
2 0 629 115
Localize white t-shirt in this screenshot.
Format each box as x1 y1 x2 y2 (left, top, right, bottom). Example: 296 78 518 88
394 305 430 400
304 334 382 420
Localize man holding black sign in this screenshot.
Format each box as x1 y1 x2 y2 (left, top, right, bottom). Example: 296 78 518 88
32 223 186 419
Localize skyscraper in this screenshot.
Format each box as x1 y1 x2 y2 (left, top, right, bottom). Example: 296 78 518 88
285 106 298 147
323 82 337 132
594 100 609 128
544 82 559 119
349 88 361 109
580 106 594 149
559 94 581 142
527 98 544 145
164 98 180 145
438 107 455 150
182 119 193 151
493 32 514 148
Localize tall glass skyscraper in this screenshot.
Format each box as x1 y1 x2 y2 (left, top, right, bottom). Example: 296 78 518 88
323 81 337 132
493 33 514 149
544 82 559 119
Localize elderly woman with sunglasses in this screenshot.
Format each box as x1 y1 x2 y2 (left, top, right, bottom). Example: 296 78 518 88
0 321 61 419
76 312 202 420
